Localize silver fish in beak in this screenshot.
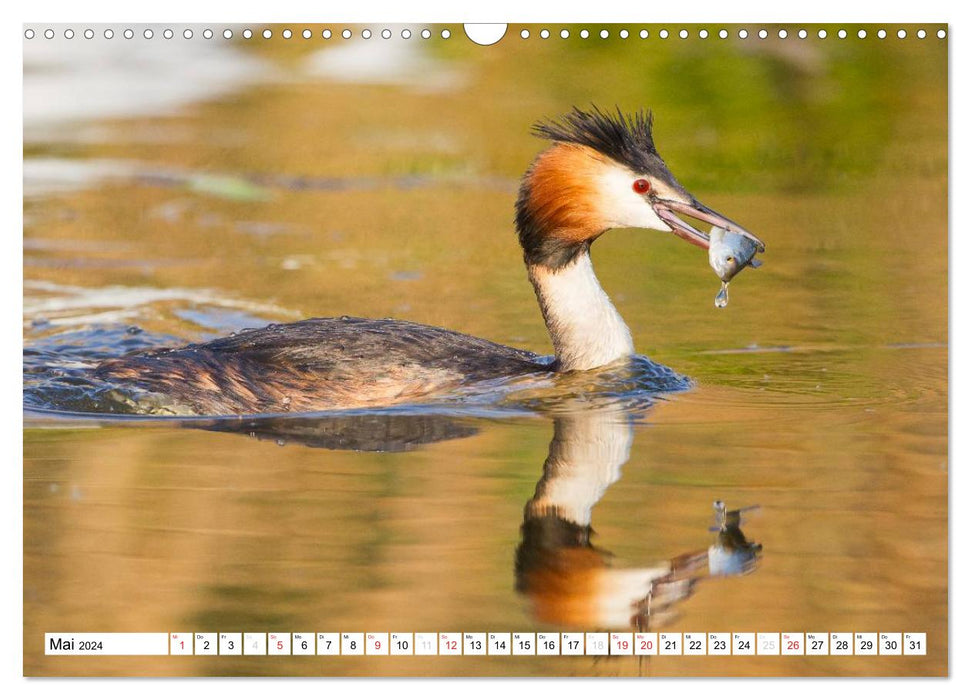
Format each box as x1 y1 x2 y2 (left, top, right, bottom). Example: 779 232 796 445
652 197 765 252
708 226 763 308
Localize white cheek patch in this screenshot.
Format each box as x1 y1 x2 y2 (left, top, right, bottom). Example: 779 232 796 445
594 166 669 231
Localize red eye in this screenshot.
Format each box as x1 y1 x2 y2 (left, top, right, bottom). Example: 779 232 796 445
632 179 651 194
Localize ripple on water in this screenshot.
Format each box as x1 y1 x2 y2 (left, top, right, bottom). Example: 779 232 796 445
674 343 946 417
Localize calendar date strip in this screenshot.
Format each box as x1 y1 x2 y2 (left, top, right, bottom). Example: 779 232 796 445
45 631 927 657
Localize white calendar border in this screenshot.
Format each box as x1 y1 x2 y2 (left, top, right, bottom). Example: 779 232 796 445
8 1 964 700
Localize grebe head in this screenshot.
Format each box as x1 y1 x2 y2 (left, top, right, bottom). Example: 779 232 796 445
516 106 764 269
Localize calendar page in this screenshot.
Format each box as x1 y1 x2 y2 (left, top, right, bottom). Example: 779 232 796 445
22 18 948 679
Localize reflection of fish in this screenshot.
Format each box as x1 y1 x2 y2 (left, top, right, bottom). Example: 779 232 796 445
708 226 763 308
708 500 762 576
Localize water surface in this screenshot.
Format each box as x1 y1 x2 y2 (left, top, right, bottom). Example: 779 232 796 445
23 24 947 676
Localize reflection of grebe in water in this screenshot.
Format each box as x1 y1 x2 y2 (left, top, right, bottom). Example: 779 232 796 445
96 107 762 415
177 399 761 629
516 409 761 630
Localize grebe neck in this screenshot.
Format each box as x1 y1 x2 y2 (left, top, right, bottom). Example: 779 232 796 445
528 251 634 371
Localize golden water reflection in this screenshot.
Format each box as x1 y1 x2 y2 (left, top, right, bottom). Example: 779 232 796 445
24 24 947 676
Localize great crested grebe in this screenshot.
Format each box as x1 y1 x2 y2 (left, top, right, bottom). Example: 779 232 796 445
95 107 763 416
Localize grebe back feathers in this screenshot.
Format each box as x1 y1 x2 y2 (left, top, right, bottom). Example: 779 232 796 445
96 317 549 415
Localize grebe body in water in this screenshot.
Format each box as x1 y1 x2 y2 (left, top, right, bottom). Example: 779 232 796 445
95 108 763 415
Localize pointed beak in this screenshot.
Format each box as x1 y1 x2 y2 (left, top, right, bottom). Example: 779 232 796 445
652 198 765 252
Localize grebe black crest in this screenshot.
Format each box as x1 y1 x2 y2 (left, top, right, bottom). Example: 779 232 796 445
94 106 761 416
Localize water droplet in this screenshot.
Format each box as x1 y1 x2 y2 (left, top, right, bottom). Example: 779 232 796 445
714 282 729 308
126 325 142 335
340 315 351 322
